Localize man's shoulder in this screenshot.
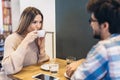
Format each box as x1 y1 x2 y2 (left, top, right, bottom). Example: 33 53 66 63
98 35 120 48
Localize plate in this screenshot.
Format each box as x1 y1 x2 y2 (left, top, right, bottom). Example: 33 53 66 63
64 72 70 79
40 64 50 71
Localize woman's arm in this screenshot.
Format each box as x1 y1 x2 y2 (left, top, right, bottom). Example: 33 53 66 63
2 31 38 74
37 38 50 63
2 35 29 74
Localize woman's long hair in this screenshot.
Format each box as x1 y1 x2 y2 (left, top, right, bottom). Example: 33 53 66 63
16 7 43 35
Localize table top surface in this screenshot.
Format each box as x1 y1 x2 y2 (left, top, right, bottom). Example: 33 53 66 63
13 58 68 80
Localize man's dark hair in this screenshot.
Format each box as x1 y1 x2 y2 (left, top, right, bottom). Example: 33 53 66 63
87 0 120 34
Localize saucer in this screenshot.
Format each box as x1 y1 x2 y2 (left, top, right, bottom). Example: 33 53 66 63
40 64 50 71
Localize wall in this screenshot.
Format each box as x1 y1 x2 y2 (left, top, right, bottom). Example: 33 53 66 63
0 0 3 33
11 0 20 32
56 0 98 59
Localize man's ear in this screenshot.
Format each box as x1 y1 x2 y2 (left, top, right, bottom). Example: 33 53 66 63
101 22 109 31
100 22 111 40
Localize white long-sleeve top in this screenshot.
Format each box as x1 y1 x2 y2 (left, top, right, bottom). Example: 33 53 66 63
1 33 49 74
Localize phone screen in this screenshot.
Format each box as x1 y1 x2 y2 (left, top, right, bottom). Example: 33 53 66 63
33 74 59 80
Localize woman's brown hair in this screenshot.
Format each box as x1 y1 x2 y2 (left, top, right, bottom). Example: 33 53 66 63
16 7 43 35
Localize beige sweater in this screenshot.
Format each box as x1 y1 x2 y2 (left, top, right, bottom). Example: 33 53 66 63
2 33 49 74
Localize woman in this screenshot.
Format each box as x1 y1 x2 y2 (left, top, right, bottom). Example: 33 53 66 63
2 7 49 74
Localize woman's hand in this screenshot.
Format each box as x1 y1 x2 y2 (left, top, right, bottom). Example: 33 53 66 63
37 32 46 48
37 37 45 48
66 59 85 77
24 30 38 43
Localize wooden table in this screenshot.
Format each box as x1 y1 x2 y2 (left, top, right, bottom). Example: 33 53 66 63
13 58 67 80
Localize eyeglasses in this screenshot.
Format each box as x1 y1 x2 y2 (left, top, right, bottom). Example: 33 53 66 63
89 18 98 23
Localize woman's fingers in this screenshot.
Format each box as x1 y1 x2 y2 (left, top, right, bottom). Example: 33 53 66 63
24 30 38 43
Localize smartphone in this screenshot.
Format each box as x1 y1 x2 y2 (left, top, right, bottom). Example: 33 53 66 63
32 73 59 80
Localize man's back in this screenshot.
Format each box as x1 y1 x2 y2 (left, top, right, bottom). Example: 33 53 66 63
71 34 120 80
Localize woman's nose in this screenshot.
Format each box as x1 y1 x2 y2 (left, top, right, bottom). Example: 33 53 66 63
36 23 41 29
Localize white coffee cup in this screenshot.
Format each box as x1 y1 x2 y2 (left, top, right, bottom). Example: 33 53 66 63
37 30 45 38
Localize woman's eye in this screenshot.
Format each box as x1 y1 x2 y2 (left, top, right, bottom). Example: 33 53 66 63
32 21 37 24
40 21 42 23
32 21 42 24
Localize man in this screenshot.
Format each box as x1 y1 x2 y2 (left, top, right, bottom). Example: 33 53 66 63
66 0 120 80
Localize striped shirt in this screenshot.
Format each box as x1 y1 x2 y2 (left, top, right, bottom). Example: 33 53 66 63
71 34 120 80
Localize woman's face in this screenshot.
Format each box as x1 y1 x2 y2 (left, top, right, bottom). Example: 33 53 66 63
27 14 43 32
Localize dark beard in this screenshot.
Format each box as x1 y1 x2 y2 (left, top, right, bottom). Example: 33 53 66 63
93 34 101 40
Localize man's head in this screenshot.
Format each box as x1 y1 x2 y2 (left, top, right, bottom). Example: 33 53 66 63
87 0 120 40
